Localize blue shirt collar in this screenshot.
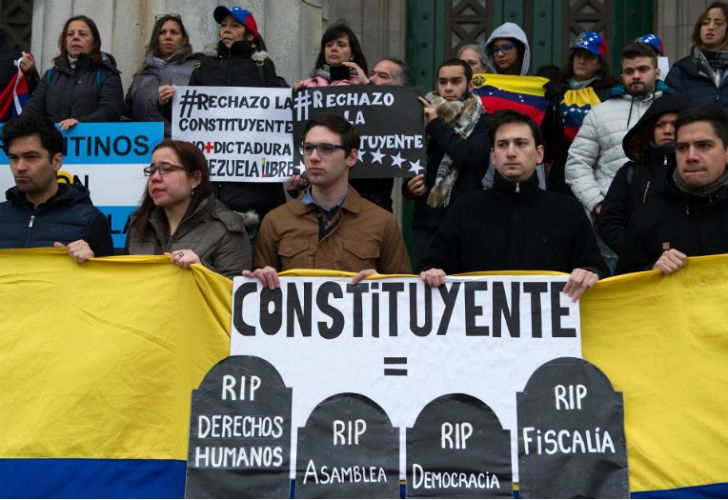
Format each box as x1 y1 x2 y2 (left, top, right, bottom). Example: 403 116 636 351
302 186 348 220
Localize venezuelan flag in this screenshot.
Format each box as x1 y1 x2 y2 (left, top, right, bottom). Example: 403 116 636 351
472 73 549 125
0 61 29 122
0 250 231 498
560 87 602 143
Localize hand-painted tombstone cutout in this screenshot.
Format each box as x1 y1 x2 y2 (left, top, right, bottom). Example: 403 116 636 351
406 393 512 498
185 355 292 498
296 393 399 498
517 356 629 498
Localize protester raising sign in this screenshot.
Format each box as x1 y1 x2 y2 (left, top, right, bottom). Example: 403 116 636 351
171 86 295 183
292 86 426 178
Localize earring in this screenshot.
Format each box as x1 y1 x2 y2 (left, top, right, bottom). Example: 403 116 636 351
191 185 196 196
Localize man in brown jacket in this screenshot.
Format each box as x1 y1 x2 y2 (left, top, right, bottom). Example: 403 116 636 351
244 113 411 288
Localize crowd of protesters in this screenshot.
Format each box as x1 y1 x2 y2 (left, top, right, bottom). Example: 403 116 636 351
4 2 728 299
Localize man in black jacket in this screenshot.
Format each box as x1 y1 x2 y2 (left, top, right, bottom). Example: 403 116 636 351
404 58 490 270
0 115 113 261
618 106 728 274
597 94 688 257
419 110 607 301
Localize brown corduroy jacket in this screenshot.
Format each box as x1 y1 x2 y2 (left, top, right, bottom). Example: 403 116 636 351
254 187 411 274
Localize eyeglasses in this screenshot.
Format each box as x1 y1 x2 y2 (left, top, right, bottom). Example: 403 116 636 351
300 143 345 156
488 43 516 55
154 13 182 23
143 162 186 176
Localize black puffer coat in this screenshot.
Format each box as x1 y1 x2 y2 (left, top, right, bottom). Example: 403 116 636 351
188 40 285 219
23 52 123 123
597 94 688 256
0 183 113 256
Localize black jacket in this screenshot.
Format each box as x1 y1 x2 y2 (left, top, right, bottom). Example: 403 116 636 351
23 52 124 123
188 41 285 218
597 94 688 256
617 171 728 274
419 172 608 277
665 51 728 113
411 113 490 231
0 183 113 256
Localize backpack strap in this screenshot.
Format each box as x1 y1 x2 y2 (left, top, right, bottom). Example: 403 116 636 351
46 67 106 87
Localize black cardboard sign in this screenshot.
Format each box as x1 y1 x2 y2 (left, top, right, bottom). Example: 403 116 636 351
295 393 399 498
185 355 292 499
517 356 629 498
291 86 426 179
406 393 512 498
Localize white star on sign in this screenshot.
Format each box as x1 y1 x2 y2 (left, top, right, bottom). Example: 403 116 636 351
390 152 406 168
408 159 424 175
370 149 386 165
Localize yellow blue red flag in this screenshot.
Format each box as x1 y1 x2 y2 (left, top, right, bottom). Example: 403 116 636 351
471 73 550 124
1 250 728 496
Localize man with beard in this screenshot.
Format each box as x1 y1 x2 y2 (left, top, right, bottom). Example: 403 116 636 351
566 43 666 221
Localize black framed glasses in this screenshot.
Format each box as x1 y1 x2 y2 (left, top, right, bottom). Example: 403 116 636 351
300 143 345 156
143 162 186 176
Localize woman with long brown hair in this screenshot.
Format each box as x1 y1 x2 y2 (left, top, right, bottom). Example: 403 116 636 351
126 139 250 278
125 14 201 136
666 1 728 112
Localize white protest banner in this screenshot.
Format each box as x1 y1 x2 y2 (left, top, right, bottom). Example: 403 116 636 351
230 275 582 481
171 86 294 182
0 122 163 248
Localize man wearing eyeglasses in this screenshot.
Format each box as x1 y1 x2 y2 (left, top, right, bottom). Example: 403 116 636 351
0 114 113 261
244 113 411 288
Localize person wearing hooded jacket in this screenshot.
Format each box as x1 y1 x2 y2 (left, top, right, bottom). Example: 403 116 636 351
164 6 285 241
483 22 531 76
665 2 728 113
617 106 728 275
480 23 548 190
565 43 667 219
597 95 688 257
22 15 123 130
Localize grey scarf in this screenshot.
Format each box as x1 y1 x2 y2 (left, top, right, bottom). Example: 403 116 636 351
672 165 728 197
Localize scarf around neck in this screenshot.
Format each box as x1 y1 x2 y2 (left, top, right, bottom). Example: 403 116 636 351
672 164 728 197
425 91 483 208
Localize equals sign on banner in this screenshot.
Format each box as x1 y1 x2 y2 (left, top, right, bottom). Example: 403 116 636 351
383 357 408 376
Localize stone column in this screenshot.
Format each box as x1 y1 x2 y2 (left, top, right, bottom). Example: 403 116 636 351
30 0 324 90
656 0 711 63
